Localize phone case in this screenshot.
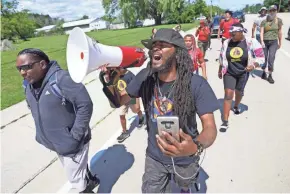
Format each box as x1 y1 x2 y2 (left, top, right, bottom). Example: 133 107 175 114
156 116 180 142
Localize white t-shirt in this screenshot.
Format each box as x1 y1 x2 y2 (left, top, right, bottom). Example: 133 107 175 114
254 15 267 35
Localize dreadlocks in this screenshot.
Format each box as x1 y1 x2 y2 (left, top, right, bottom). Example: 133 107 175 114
141 47 195 131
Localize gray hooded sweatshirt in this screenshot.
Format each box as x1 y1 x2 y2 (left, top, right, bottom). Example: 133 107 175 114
25 61 93 156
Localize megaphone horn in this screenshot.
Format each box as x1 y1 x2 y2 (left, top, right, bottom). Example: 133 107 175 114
66 27 147 83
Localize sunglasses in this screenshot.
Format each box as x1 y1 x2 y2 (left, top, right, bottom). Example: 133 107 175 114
16 61 40 72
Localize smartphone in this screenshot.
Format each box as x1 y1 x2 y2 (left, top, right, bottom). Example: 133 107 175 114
157 116 180 142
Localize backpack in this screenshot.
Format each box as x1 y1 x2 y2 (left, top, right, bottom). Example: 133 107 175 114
22 70 67 106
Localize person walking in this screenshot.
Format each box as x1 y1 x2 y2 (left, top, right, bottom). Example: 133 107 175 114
218 23 265 131
206 16 213 50
184 34 207 79
195 20 210 57
110 28 219 193
16 48 99 193
99 67 144 143
260 5 283 84
218 10 239 44
252 7 268 43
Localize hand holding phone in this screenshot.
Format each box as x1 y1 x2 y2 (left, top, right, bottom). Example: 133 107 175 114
157 116 180 142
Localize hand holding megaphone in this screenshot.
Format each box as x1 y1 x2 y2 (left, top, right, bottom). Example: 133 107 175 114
66 27 147 83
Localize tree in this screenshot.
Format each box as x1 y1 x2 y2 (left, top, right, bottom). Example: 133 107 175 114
102 0 186 26
1 0 36 40
264 0 289 12
81 15 89 19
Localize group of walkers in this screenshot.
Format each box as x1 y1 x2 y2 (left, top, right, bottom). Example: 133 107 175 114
15 5 283 193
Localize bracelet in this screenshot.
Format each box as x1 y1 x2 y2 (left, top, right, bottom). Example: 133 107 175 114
190 139 204 157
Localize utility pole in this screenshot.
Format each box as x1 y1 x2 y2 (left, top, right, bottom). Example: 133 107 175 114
210 0 213 18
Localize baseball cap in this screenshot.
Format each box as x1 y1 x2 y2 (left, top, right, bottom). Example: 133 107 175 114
141 28 187 50
260 7 267 11
269 5 277 10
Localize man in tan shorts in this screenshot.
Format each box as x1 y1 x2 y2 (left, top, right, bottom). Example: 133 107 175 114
101 67 145 142
118 97 144 142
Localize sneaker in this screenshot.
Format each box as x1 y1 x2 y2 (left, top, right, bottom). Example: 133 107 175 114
138 116 145 128
261 71 267 80
219 121 229 132
233 106 240 115
117 131 130 143
268 74 275 84
80 174 100 193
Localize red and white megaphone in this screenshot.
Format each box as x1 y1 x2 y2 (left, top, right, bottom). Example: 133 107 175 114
66 27 147 83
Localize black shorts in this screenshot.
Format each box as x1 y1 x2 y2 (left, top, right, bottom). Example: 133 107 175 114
223 73 249 94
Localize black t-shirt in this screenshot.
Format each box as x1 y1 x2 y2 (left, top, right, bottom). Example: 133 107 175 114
126 70 220 165
226 39 248 76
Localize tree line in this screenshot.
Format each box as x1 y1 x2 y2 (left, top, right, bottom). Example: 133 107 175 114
1 0 66 41
102 0 224 28
242 0 290 13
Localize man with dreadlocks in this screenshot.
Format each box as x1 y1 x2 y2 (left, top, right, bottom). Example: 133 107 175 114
102 29 219 193
16 48 99 193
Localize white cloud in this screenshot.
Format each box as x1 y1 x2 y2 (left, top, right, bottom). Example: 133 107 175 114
18 0 105 21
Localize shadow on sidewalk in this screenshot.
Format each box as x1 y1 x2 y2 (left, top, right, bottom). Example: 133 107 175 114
218 98 249 117
89 144 135 193
250 69 264 78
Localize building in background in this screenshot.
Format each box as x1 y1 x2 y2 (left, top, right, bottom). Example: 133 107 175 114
62 18 109 34
35 25 56 34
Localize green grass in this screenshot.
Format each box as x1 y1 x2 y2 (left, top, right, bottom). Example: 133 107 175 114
1 23 196 110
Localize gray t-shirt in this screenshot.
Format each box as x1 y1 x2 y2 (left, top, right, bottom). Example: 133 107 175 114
254 15 267 35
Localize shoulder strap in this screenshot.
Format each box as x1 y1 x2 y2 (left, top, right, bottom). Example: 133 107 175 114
49 71 66 105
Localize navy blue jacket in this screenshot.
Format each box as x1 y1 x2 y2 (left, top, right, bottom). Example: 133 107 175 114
25 61 93 156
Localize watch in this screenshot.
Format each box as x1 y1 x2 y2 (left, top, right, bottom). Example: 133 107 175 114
192 139 204 157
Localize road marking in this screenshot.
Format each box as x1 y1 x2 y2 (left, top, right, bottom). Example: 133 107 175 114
56 119 135 193
280 48 290 58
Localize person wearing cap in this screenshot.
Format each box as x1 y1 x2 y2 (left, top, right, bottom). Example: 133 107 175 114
184 34 207 79
218 23 265 131
218 10 240 44
252 7 268 43
108 28 219 192
260 4 283 84
195 20 211 57
15 48 99 193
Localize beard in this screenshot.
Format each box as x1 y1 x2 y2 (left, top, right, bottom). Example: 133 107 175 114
151 51 176 74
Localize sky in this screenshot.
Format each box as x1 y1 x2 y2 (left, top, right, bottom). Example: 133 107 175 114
17 0 105 21
16 0 264 21
205 0 263 10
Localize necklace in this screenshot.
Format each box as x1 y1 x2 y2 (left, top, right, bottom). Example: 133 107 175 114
154 79 176 114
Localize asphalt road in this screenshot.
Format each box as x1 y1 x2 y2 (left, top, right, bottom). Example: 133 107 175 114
1 13 290 193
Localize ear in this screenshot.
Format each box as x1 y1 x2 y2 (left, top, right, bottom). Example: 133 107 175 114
40 60 47 69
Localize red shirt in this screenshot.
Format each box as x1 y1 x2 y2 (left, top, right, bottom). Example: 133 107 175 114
195 27 210 41
219 18 239 39
188 48 203 71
